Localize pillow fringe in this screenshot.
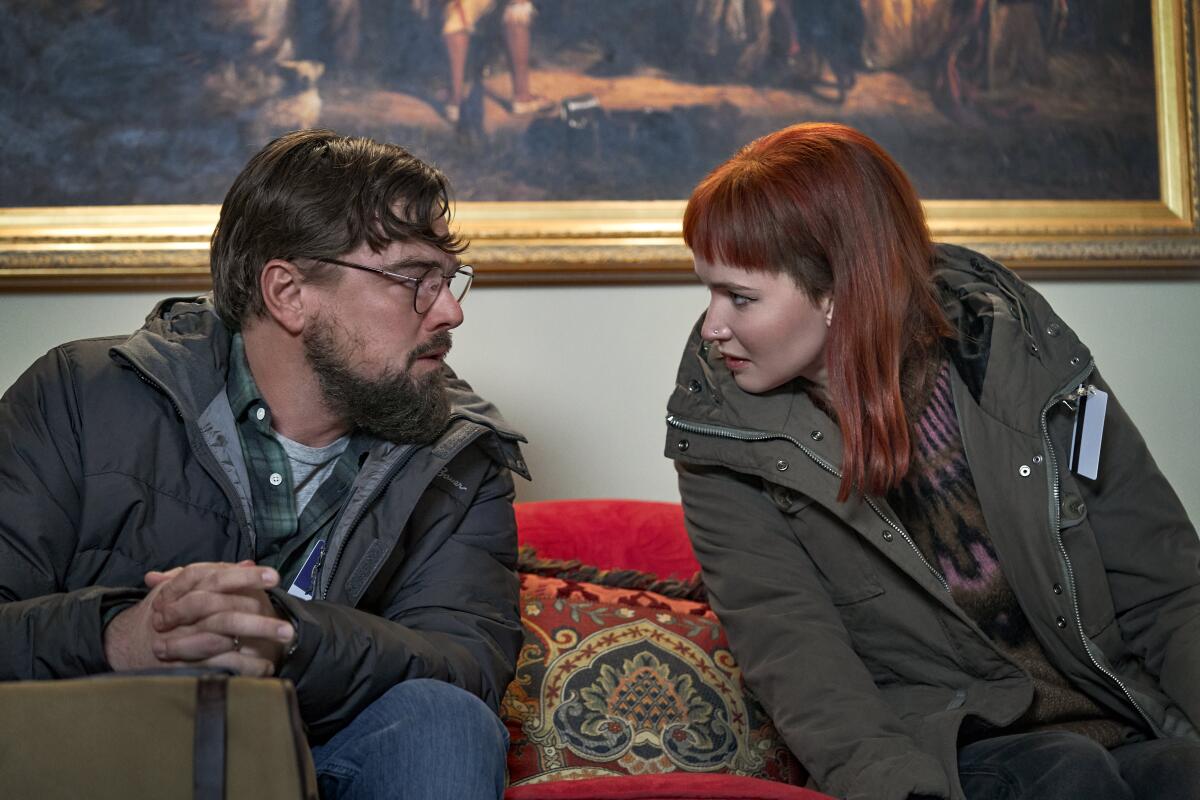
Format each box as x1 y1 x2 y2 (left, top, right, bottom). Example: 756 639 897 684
517 545 707 602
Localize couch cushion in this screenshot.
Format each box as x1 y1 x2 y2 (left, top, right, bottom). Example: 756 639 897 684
503 573 804 788
515 500 701 579
505 773 828 799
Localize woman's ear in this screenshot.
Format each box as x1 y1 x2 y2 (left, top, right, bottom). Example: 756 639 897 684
821 295 834 327
259 259 307 336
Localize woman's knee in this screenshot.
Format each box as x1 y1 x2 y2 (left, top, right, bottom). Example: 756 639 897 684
959 732 1130 800
1112 737 1200 800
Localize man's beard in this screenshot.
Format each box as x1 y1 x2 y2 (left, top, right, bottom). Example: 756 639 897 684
302 314 452 445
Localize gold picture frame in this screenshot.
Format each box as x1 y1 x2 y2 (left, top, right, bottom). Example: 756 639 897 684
1 0 1197 290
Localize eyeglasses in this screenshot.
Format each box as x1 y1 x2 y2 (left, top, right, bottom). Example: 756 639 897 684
303 257 474 315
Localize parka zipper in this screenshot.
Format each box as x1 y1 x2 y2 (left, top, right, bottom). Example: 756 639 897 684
1040 359 1158 734
666 415 950 593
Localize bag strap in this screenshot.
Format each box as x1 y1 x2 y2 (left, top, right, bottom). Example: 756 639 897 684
194 674 228 800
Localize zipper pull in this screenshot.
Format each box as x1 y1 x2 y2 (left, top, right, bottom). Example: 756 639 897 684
1059 383 1093 411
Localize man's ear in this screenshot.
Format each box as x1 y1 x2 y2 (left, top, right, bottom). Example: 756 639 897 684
260 259 307 335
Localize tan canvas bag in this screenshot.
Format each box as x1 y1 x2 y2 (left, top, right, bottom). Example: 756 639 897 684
0 672 318 800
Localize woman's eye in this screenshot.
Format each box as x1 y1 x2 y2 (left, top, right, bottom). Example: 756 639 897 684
730 293 752 307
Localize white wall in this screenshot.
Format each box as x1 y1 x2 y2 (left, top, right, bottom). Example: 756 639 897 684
1 281 1197 521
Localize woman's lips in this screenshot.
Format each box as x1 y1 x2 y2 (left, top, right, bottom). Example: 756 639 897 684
722 355 750 370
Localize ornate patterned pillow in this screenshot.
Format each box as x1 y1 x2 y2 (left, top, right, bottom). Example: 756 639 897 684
502 573 804 787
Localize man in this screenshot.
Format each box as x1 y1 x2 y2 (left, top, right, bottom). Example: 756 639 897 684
0 129 528 799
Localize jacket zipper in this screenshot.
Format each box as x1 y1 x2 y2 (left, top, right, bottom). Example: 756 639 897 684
315 414 494 600
1040 360 1158 733
316 443 417 601
666 415 950 592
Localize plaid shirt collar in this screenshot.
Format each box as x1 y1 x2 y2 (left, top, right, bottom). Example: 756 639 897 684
226 333 263 423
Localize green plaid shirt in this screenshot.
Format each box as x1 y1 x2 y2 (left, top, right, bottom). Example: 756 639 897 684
226 334 371 585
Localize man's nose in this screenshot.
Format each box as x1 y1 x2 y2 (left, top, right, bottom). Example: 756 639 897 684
424 285 465 330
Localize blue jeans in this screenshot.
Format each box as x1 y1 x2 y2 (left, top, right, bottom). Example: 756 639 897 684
957 730 1200 800
309 679 509 800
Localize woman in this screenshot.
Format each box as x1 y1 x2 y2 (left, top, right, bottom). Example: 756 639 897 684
664 123 1200 800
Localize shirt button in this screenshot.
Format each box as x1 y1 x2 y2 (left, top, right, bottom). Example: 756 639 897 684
269 472 283 486
1055 616 1068 629
881 530 894 542
676 439 689 452
810 430 824 441
687 380 702 393
1052 583 1063 595
776 459 789 472
256 407 266 421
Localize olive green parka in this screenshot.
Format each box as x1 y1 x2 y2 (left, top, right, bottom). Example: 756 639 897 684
664 245 1200 800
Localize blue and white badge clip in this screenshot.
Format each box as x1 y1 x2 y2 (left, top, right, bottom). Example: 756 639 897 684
287 539 326 601
1069 384 1108 480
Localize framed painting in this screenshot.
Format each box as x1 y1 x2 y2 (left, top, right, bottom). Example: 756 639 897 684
0 0 1196 290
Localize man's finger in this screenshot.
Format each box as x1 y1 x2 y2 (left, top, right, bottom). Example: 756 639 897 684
144 566 183 589
155 622 291 663
153 629 231 662
152 563 279 609
152 590 262 631
156 611 293 654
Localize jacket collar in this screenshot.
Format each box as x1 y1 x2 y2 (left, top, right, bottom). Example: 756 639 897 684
110 295 233 420
110 295 529 477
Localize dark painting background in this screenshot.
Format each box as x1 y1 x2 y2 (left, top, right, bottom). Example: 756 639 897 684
0 0 1157 206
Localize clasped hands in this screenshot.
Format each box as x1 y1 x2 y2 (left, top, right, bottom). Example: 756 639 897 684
104 561 296 677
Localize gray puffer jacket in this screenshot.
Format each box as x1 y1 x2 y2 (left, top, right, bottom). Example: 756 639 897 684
0 296 529 742
664 245 1200 799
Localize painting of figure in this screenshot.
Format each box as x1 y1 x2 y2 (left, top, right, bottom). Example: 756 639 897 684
0 0 1157 206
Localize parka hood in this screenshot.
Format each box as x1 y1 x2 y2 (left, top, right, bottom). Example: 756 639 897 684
667 244 1097 473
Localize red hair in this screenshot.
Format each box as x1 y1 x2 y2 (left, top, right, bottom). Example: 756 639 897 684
683 123 952 502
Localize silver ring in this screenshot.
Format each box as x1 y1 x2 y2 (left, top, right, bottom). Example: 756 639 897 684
231 636 241 652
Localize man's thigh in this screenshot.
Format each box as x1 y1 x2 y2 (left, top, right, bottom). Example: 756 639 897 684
310 679 508 800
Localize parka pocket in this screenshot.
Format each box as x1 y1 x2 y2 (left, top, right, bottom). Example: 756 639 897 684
1058 494 1117 637
775 492 885 606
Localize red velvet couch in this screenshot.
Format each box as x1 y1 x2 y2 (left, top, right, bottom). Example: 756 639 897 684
501 499 833 800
